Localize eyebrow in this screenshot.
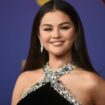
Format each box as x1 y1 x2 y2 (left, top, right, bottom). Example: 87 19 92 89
59 22 72 26
41 21 72 27
41 24 52 27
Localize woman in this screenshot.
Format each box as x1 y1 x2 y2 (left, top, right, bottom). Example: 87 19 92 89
11 0 105 105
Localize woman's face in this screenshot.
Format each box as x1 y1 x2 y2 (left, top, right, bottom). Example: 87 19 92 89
39 10 76 56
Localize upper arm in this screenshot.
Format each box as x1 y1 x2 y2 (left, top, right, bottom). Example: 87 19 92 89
90 74 105 105
11 69 44 105
11 72 28 105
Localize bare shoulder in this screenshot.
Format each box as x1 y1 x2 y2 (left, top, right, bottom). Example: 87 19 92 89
11 68 44 105
75 68 105 88
14 68 44 91
18 68 44 83
76 68 105 105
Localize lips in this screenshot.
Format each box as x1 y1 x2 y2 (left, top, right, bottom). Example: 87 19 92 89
50 41 64 46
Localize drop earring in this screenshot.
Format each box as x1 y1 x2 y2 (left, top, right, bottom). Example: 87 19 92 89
40 43 43 53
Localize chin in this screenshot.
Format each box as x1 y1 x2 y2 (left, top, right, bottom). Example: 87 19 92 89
50 50 70 57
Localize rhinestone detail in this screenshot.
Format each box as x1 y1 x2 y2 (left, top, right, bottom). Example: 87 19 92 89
20 78 47 99
20 63 82 105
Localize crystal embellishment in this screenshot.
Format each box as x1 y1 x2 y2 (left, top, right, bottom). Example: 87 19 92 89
20 63 82 105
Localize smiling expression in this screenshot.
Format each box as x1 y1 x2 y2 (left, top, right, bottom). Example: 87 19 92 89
39 10 76 57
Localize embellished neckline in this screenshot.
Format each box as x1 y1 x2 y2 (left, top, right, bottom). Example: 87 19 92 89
43 62 77 73
43 62 77 83
20 63 82 105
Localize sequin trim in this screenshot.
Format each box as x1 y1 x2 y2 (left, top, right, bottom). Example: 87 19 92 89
20 78 47 99
20 63 82 105
52 80 82 105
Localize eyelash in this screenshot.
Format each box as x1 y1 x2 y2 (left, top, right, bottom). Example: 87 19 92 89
61 26 70 30
44 28 52 31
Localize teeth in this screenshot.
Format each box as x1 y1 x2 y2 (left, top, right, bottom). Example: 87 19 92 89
51 41 63 46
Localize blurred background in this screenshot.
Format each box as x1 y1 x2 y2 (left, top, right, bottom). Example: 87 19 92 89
0 0 105 105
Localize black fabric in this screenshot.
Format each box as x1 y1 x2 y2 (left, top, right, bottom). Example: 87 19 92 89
17 83 73 105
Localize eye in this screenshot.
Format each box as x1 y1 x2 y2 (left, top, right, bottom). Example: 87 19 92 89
43 28 52 31
61 26 70 30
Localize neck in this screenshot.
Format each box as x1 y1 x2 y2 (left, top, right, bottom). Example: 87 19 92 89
48 53 72 71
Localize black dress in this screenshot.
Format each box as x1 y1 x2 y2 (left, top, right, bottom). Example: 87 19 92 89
17 63 82 105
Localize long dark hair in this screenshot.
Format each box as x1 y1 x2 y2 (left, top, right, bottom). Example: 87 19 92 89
22 0 96 72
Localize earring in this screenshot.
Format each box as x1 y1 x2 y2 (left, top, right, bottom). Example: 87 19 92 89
40 43 43 53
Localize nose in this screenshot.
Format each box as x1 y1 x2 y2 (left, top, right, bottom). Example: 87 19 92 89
52 28 61 39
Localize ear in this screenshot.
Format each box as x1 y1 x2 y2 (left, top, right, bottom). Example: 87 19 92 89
38 34 43 45
38 34 41 41
38 34 40 38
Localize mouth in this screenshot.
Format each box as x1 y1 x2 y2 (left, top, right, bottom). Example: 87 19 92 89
50 41 64 46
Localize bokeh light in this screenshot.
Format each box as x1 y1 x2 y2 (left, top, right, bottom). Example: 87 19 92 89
36 0 49 6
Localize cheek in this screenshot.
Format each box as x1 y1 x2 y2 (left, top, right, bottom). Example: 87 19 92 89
39 30 47 40
39 29 50 50
39 33 49 45
64 30 75 42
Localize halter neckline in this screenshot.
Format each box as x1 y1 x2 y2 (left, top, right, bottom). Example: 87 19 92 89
43 62 77 83
20 63 82 105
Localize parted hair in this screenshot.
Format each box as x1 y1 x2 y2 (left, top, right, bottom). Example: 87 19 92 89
22 0 96 73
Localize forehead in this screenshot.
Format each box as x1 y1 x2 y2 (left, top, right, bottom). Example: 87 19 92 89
40 10 72 25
